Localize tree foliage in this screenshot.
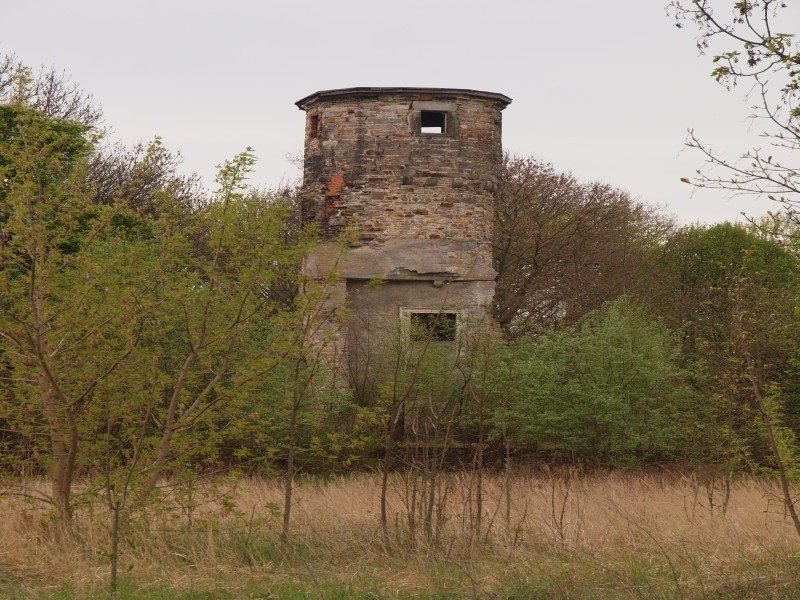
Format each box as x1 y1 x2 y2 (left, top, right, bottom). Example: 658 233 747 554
499 297 698 465
0 52 102 126
0 105 146 524
0 98 312 529
658 222 800 470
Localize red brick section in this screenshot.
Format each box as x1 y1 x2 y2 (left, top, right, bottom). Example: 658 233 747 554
326 172 345 196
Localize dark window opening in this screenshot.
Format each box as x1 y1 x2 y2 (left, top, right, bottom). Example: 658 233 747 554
410 312 457 342
420 111 446 134
309 114 320 138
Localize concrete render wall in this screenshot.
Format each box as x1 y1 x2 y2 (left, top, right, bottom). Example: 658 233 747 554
345 279 496 402
345 278 496 350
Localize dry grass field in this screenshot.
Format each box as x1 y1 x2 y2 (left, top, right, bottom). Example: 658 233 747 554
1 470 799 599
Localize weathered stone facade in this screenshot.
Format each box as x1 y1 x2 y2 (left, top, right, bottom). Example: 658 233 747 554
297 87 509 244
295 87 511 379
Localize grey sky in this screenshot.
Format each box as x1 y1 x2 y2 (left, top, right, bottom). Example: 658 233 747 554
3 0 798 223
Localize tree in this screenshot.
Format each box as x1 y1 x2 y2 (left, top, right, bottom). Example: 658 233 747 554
0 105 149 528
730 265 800 535
127 149 308 499
492 155 674 334
242 280 349 547
669 0 800 210
658 222 800 514
0 53 102 126
86 154 312 588
658 222 800 422
87 137 204 216
0 102 309 535
505 297 698 466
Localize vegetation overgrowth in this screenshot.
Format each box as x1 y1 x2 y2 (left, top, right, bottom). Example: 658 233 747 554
4 6 800 592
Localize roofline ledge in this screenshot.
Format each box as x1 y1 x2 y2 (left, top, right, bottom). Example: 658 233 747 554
296 87 512 110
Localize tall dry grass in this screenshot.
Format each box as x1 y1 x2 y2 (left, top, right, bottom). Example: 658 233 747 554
2 471 799 598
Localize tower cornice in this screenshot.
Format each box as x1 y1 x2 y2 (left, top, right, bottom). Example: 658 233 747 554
296 87 512 110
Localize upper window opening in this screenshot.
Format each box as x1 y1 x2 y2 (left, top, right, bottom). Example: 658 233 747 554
420 111 446 134
410 312 457 342
309 114 320 138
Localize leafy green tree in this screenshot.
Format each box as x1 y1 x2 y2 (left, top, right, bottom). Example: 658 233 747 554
0 105 310 542
83 153 311 590
652 223 800 532
234 278 354 546
505 297 698 466
657 222 800 526
119 149 310 499
658 222 800 445
729 271 800 535
0 105 150 528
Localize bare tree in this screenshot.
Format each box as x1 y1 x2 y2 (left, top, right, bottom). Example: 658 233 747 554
669 0 800 209
492 155 674 334
0 52 102 126
87 138 205 213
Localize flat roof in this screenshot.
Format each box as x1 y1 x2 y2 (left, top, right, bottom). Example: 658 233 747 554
296 87 512 110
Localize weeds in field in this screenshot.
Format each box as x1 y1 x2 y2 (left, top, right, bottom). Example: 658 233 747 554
1 471 799 599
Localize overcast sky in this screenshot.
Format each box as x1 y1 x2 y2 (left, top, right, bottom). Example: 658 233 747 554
3 0 798 223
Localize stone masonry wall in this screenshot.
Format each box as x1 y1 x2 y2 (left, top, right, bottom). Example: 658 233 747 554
298 90 507 244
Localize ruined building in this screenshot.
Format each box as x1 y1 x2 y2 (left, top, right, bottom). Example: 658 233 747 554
295 87 511 390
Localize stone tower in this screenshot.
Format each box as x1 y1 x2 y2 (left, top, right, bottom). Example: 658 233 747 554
295 87 511 382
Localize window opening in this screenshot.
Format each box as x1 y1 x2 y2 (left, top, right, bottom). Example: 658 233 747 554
420 110 446 134
309 114 320 138
410 311 457 342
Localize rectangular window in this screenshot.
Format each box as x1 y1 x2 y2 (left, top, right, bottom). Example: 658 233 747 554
420 110 447 134
309 114 320 138
411 312 457 341
400 309 461 343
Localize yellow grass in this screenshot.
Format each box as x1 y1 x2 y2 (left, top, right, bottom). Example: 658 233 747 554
2 471 799 598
